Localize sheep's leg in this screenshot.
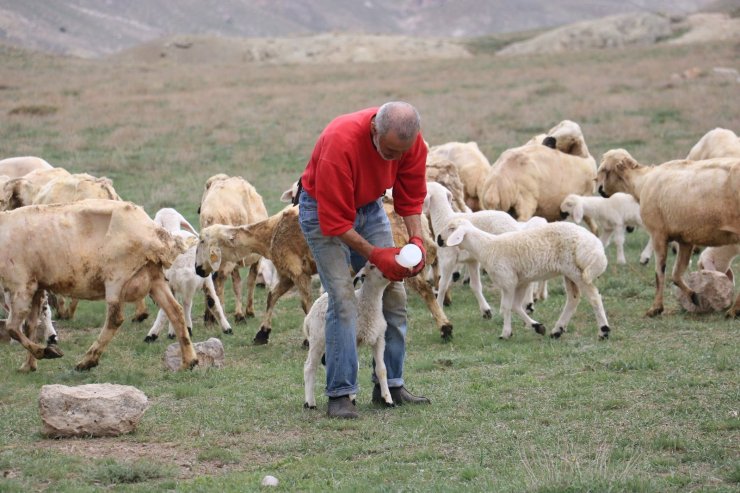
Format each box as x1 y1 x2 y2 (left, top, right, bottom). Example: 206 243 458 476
243 261 259 319
253 276 295 345
19 290 48 372
148 277 198 370
76 298 125 371
550 277 580 339
7 289 63 370
522 283 535 313
599 228 614 248
406 276 453 341
671 242 698 306
204 275 231 334
580 282 610 340
130 297 149 323
534 280 548 302
498 288 516 340
511 284 545 336
435 249 458 308
231 267 245 322
613 228 627 265
303 332 324 409
144 308 167 342
467 260 493 318
66 297 80 320
178 295 194 339
583 216 599 236
727 292 740 319
205 270 226 324
647 234 669 317
639 236 654 265
40 293 57 345
372 338 393 406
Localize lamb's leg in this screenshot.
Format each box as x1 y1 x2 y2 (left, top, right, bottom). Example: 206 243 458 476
303 333 324 409
599 228 614 248
7 289 63 371
671 242 698 306
19 290 49 372
253 276 295 345
179 295 194 339
467 260 493 318
243 260 259 319
148 277 198 370
550 277 580 339
204 276 231 334
144 308 167 342
406 276 454 340
534 280 548 301
498 288 516 340
639 236 654 265
231 267 245 322
130 297 149 323
435 249 458 308
76 299 125 371
510 284 545 336
580 282 610 340
372 337 393 406
205 270 226 324
40 293 57 345
613 228 627 265
647 234 669 317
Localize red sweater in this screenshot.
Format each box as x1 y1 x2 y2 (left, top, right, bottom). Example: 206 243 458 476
300 107 427 236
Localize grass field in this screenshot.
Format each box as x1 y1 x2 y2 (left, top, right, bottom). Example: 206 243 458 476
0 38 738 492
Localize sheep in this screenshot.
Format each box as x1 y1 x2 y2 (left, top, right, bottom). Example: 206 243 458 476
437 218 611 340
0 156 53 179
559 192 654 265
303 263 394 409
698 244 739 285
199 174 269 323
687 128 740 160
596 149 740 318
479 120 597 224
425 157 471 212
427 141 492 211
144 208 231 342
424 181 521 320
0 167 71 211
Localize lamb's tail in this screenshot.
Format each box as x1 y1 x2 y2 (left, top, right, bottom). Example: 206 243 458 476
576 236 608 284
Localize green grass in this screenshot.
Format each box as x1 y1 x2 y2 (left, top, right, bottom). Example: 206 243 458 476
0 38 738 491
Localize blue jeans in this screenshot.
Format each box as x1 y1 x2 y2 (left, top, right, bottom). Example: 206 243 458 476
298 191 408 397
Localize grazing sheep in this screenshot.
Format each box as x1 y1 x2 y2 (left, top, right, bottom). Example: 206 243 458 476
144 208 231 342
479 120 597 223
596 149 740 317
303 263 393 409
198 174 269 323
437 218 611 340
0 156 53 178
687 128 740 160
698 244 739 285
427 141 492 211
559 193 653 265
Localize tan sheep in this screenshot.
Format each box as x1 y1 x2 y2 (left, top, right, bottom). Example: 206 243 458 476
198 174 269 324
686 128 740 160
0 167 71 210
478 122 597 222
426 141 492 211
425 157 471 213
0 156 53 178
596 149 740 318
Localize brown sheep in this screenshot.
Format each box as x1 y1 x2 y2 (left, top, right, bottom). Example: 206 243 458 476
596 149 740 318
687 128 740 161
427 141 492 211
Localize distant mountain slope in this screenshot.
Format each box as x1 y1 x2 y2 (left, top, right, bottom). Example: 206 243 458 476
0 0 716 58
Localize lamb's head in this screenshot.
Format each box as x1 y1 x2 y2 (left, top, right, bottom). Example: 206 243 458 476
559 194 585 223
279 180 300 204
436 218 474 248
596 149 640 198
355 262 392 288
423 181 453 213
194 224 232 277
545 120 590 158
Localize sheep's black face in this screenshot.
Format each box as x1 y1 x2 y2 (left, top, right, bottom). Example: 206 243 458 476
598 186 609 198
560 210 569 219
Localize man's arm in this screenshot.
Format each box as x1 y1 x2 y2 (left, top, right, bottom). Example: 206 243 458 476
403 214 423 240
339 228 375 259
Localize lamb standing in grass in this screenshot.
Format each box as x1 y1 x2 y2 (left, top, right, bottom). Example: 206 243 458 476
437 219 610 340
303 263 394 409
559 192 653 265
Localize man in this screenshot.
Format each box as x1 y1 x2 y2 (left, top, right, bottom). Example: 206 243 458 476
297 101 431 419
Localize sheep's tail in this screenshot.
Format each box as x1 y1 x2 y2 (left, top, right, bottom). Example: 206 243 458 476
576 237 608 285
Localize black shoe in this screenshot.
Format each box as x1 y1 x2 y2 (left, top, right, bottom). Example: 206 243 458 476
372 384 430 405
327 396 359 419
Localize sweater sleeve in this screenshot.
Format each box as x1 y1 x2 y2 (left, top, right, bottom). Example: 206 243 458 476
392 134 428 217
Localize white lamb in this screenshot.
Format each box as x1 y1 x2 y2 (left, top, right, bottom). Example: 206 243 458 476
438 218 611 340
698 244 739 285
144 208 231 341
423 181 520 319
302 263 394 409
559 193 654 265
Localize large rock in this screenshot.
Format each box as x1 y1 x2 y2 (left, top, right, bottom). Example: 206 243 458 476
164 337 224 371
39 384 148 438
674 271 735 313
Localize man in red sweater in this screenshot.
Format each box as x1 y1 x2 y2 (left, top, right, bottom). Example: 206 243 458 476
297 101 431 419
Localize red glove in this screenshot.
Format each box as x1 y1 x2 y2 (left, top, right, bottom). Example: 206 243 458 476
369 246 408 282
408 236 427 277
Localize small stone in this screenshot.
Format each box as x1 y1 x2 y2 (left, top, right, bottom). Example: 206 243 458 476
261 475 279 487
164 337 225 371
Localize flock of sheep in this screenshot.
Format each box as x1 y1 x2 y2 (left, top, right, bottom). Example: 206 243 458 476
0 124 738 396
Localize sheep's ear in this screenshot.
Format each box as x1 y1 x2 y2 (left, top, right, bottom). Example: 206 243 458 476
572 202 584 223
209 246 222 272
446 226 466 246
280 189 294 203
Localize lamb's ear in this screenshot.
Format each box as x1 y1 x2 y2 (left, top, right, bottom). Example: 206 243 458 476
572 201 584 224
279 189 294 203
446 226 466 246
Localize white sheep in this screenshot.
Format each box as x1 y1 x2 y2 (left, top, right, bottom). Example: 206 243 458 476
559 192 654 265
0 156 53 178
302 263 394 409
144 208 231 342
424 181 520 319
686 128 740 160
438 218 611 340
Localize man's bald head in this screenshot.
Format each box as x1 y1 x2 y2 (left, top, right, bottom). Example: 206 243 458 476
375 101 421 142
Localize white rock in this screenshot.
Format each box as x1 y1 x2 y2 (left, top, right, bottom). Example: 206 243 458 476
261 475 279 487
39 383 148 438
674 271 735 313
164 337 225 371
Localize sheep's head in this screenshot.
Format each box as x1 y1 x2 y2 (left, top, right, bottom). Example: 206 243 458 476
546 120 590 158
194 225 229 277
437 218 474 247
423 182 453 213
559 194 584 223
355 262 390 288
596 149 640 198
